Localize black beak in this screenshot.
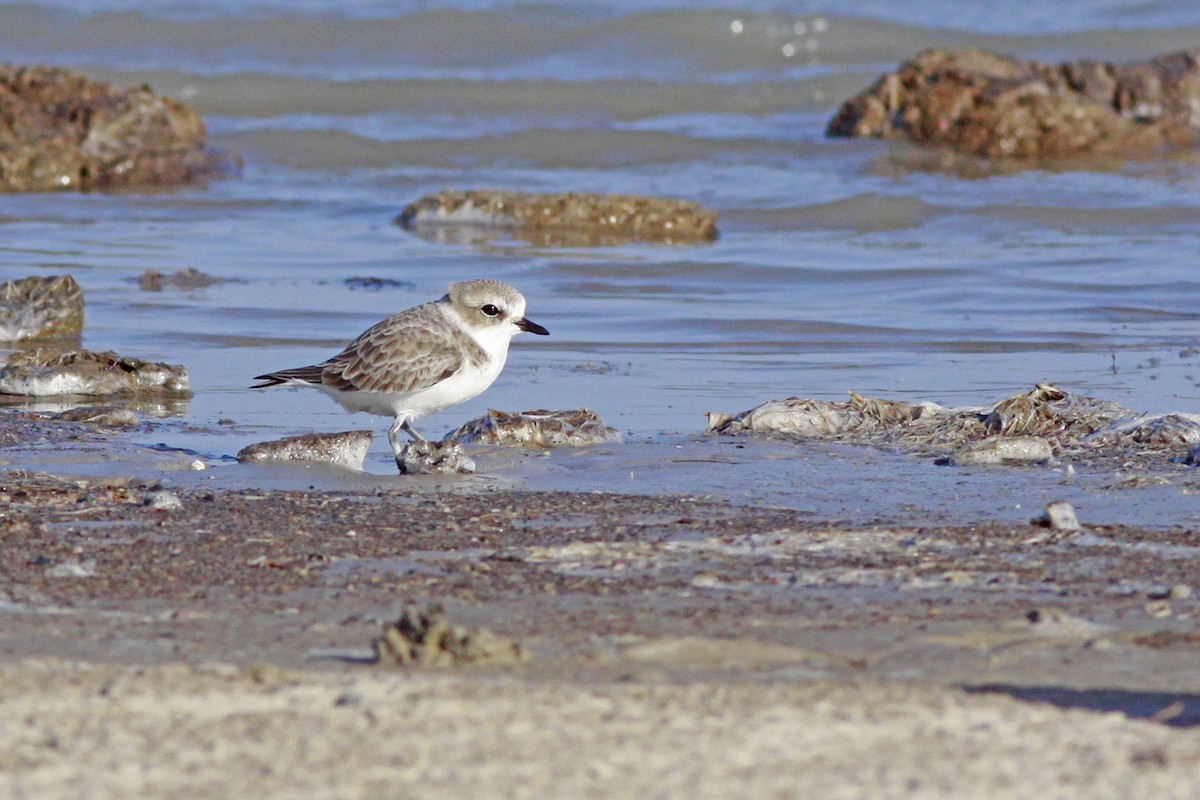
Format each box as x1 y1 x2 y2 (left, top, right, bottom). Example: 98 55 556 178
517 317 549 336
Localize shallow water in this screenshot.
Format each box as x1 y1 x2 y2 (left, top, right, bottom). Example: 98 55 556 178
2 2 1200 525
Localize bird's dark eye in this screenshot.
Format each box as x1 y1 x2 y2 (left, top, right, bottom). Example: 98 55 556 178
480 304 501 317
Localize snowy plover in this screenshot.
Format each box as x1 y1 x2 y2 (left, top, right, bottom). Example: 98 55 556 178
251 279 549 456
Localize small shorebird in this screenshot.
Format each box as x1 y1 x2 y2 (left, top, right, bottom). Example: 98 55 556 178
251 279 549 456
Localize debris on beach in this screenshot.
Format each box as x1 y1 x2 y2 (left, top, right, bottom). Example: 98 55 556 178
0 349 190 397
0 275 84 341
136 268 232 292
1090 414 1200 448
707 382 1198 467
372 604 525 667
397 439 476 475
828 49 1200 161
0 64 220 193
706 392 938 439
445 408 622 448
947 436 1055 466
236 430 373 471
396 189 719 244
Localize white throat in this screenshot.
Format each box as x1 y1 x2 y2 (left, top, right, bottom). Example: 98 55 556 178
444 303 517 361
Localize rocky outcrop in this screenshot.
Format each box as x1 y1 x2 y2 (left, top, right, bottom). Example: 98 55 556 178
827 49 1200 160
397 189 719 244
0 275 84 341
0 64 218 192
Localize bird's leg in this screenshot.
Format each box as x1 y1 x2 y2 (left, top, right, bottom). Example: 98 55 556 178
400 420 427 443
388 418 427 458
387 418 407 457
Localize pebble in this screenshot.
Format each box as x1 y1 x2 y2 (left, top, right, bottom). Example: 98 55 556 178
1039 501 1082 532
1144 600 1173 619
1149 584 1194 601
145 490 183 511
45 559 97 578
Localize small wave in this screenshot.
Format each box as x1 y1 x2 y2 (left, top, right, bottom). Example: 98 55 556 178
8 4 1200 82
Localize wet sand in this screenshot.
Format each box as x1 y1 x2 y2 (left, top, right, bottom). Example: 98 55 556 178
2 414 1200 797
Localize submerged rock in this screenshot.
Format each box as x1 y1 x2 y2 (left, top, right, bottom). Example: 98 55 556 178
445 408 622 448
373 604 525 667
0 275 84 341
137 268 230 292
707 383 1158 466
397 439 476 475
0 349 189 397
0 64 219 193
397 189 719 244
828 49 1200 161
50 405 141 427
236 430 373 471
343 276 415 292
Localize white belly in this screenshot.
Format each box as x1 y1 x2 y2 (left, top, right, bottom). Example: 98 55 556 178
316 353 506 423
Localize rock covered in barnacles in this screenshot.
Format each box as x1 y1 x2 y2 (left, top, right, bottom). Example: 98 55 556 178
445 408 622 447
0 349 189 397
828 49 1200 161
373 604 524 667
706 392 939 437
0 275 84 341
237 430 373 471
0 64 219 193
397 439 475 475
397 189 718 244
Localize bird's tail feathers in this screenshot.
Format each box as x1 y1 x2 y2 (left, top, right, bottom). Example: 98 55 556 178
249 365 325 389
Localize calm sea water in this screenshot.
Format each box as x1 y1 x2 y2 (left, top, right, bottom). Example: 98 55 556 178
2 1 1200 524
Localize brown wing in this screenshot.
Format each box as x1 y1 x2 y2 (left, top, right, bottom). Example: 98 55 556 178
320 305 477 394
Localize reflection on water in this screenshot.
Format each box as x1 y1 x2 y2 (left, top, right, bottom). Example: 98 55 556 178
0 394 191 419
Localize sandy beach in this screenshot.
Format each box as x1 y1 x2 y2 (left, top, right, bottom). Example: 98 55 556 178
2 423 1199 797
